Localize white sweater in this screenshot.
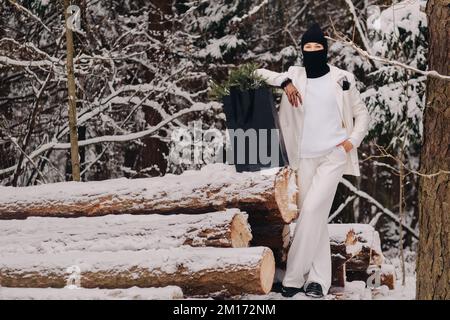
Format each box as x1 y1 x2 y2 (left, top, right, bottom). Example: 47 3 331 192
299 72 349 158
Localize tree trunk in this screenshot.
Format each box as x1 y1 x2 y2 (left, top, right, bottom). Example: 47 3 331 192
64 0 81 181
416 0 450 300
0 209 252 254
0 246 275 296
138 0 172 177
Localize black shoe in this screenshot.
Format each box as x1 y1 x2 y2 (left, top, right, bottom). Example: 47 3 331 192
305 282 324 298
281 285 304 297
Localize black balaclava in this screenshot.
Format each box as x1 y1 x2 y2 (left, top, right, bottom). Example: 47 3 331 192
300 23 330 78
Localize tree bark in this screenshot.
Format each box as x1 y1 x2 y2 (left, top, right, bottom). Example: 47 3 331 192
416 0 450 300
138 0 172 177
0 246 275 296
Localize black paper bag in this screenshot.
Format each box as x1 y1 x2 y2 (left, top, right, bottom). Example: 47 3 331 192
222 86 289 172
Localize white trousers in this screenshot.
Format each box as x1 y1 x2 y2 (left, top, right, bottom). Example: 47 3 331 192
282 144 348 294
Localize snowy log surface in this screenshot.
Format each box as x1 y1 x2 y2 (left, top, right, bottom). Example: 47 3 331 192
0 286 184 300
0 209 252 255
346 264 396 290
0 164 298 223
0 246 275 296
327 224 391 289
329 225 362 270
328 224 384 270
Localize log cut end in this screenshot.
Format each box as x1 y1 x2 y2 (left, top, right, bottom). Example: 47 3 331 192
274 167 299 223
230 212 253 248
258 248 276 294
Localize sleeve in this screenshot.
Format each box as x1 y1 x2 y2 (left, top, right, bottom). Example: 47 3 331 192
347 73 371 148
253 67 292 87
347 137 358 148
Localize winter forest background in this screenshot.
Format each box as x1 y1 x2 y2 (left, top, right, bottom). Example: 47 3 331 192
0 0 448 300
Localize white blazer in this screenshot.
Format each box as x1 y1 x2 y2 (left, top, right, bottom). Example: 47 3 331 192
254 64 371 176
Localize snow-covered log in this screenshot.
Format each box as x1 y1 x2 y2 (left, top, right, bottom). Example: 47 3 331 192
0 164 298 224
346 264 396 290
0 286 184 300
329 224 384 271
329 224 389 288
0 209 252 255
329 225 361 267
0 246 275 296
329 225 361 287
342 225 384 271
346 247 384 271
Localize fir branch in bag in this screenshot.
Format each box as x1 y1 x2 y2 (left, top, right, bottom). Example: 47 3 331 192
208 62 268 101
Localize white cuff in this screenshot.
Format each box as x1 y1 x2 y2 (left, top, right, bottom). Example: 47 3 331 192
347 137 358 148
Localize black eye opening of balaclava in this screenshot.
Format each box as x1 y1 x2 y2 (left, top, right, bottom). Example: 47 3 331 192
300 23 330 78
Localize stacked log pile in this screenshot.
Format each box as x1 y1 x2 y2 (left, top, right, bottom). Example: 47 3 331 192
0 164 298 297
0 164 394 297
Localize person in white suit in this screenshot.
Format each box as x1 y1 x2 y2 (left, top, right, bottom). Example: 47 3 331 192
254 23 371 298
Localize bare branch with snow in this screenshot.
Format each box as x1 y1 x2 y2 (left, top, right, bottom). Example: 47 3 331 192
230 0 269 23
326 34 450 80
340 178 418 239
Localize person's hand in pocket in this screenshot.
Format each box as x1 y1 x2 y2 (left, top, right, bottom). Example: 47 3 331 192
284 83 302 107
336 139 353 152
